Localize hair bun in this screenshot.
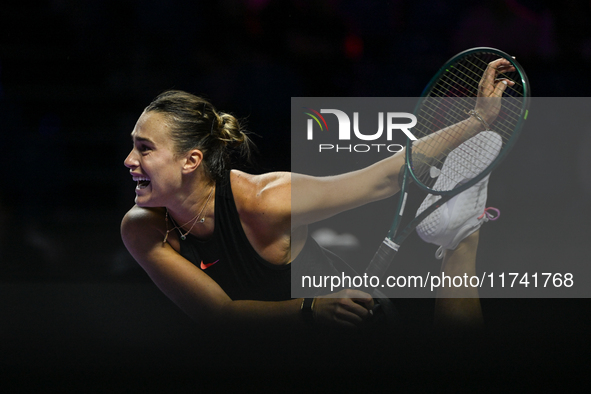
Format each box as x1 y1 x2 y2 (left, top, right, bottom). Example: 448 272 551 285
217 112 247 148
145 90 254 180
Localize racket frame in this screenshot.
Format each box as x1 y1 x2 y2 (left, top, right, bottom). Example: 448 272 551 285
368 47 530 279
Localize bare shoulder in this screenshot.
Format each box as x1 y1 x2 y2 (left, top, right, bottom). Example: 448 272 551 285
121 205 167 251
230 170 292 230
231 169 291 189
122 205 165 230
230 170 291 208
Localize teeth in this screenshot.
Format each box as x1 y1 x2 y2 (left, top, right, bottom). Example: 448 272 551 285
132 176 151 182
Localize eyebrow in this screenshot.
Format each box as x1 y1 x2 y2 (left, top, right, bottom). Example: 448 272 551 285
131 133 154 144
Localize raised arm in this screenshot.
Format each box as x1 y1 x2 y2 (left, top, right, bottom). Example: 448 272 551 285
291 58 515 229
412 58 515 167
291 152 406 229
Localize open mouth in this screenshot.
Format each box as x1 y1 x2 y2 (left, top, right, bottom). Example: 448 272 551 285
133 176 151 190
137 180 151 189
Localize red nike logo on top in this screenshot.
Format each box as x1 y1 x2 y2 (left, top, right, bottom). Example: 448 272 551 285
200 260 219 270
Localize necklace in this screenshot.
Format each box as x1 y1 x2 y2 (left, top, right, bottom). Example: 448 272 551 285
163 186 215 243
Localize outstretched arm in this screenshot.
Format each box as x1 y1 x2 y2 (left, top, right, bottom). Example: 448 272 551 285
292 58 515 229
121 205 374 331
410 58 516 177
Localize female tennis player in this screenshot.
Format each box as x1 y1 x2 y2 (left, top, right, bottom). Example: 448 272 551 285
121 58 513 330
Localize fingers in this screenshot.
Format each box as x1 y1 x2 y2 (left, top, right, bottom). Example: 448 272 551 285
316 289 375 328
496 64 516 74
350 289 374 310
480 59 502 90
480 58 509 89
491 80 509 97
339 289 374 322
335 298 372 327
487 57 515 74
480 58 516 97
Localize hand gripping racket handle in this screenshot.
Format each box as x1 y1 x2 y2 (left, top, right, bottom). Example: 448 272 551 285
366 237 400 279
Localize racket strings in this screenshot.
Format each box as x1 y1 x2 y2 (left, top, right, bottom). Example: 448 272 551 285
411 124 505 190
409 52 525 190
422 55 526 125
429 55 524 113
455 57 523 98
418 97 521 144
440 135 502 188
429 68 523 123
413 132 504 191
432 55 524 100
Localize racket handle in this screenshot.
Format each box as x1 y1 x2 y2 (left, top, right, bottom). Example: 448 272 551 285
366 238 400 279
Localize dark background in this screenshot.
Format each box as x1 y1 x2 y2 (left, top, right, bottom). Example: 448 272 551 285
1 0 590 391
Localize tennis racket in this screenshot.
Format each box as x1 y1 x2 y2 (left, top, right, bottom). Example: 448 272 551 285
365 47 530 283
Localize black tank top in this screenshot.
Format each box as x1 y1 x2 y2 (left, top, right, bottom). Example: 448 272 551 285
179 171 353 301
179 171 292 301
